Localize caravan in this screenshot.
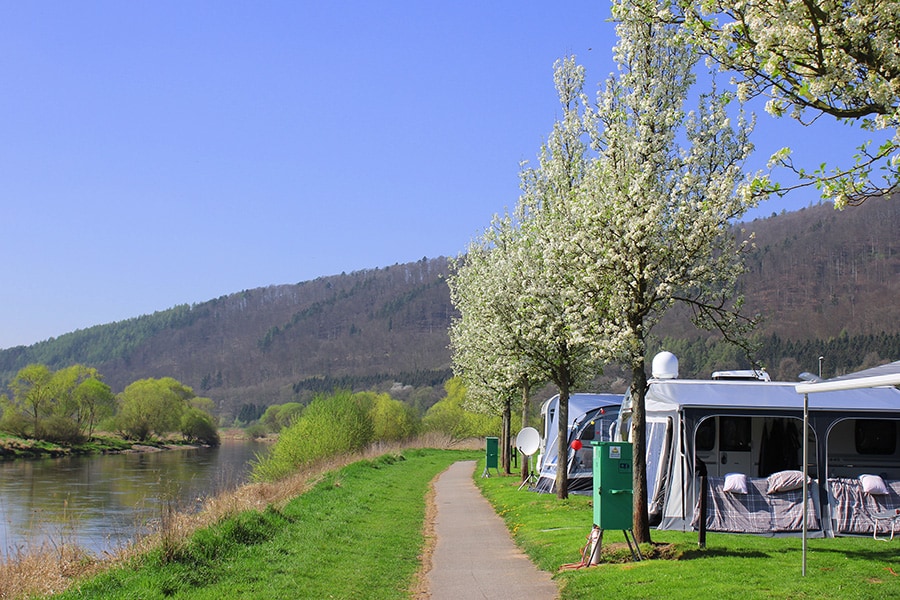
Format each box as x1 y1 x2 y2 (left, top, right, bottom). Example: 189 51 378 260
532 393 621 494
619 352 900 535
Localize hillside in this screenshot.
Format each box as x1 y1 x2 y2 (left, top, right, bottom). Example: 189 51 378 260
0 199 898 419
743 197 899 338
0 258 455 418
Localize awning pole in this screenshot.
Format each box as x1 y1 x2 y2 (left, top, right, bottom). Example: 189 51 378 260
802 392 808 577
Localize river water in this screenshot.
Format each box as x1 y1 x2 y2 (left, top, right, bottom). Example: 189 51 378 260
0 440 266 558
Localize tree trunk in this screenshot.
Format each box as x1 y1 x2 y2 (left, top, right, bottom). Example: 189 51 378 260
631 362 652 543
520 382 531 483
555 382 570 500
501 398 512 474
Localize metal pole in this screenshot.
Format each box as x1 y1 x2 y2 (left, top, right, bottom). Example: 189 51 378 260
802 392 808 577
698 474 707 549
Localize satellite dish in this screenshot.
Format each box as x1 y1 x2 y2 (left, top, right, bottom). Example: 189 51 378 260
516 427 541 456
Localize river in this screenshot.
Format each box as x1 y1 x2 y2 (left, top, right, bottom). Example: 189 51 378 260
0 440 267 558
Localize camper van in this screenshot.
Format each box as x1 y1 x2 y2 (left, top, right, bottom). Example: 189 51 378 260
618 352 900 535
532 393 621 494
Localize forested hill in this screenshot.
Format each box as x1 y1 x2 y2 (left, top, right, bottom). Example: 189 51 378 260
0 257 456 418
0 198 898 420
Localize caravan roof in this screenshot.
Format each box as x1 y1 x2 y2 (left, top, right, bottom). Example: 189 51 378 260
541 392 622 417
643 378 900 413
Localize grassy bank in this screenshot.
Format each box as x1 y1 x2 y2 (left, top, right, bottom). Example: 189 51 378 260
49 448 477 600
20 449 897 599
0 431 228 460
475 466 900 599
0 433 136 459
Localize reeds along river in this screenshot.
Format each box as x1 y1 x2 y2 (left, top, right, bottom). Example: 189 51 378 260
0 440 266 558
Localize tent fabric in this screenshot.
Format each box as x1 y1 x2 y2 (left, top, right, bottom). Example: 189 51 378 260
645 379 900 412
829 477 900 535
635 376 900 533
692 475 820 534
828 360 900 382
532 393 621 495
796 360 900 393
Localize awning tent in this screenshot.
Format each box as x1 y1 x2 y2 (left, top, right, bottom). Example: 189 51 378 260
532 393 621 494
794 360 900 576
796 360 900 393
618 376 900 531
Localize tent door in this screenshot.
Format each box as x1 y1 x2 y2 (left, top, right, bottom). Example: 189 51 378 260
695 416 753 477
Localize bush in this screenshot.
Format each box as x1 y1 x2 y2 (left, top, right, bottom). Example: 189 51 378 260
253 391 374 481
116 377 190 441
259 402 304 433
244 423 268 439
421 385 501 439
0 411 31 438
180 407 220 446
37 415 86 444
370 394 418 441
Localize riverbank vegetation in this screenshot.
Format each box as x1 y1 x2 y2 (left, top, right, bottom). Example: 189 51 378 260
0 367 505 463
252 384 498 481
0 432 134 459
0 364 220 457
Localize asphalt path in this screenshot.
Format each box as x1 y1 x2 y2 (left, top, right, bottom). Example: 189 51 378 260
424 460 559 599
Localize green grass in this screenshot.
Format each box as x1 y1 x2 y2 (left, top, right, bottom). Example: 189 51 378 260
475 467 900 599
53 449 478 600
46 451 900 599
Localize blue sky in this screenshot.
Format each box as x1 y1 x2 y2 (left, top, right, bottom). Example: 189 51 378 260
0 2 877 349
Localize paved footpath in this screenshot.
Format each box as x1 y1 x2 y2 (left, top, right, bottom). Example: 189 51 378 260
424 460 559 600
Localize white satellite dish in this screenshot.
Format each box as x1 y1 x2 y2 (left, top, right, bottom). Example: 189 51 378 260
516 427 541 457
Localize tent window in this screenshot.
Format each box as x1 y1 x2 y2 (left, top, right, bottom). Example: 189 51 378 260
695 418 715 452
646 420 672 511
578 411 618 443
720 417 751 452
855 420 897 455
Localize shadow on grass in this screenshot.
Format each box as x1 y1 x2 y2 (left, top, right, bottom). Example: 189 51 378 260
599 542 770 563
677 547 770 560
672 537 900 563
804 544 900 562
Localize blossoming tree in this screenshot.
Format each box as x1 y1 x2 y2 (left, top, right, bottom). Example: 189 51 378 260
568 0 761 541
676 0 900 205
449 57 606 498
448 222 540 475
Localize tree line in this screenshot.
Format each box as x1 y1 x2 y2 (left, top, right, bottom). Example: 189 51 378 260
0 364 219 447
654 332 900 381
0 304 203 372
447 0 899 547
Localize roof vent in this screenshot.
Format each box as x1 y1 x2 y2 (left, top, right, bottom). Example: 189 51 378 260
652 351 679 380
711 369 771 382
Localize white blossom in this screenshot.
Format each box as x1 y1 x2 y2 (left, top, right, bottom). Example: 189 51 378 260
676 0 900 205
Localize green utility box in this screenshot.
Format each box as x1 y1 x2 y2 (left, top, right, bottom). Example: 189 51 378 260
591 441 634 530
485 436 499 471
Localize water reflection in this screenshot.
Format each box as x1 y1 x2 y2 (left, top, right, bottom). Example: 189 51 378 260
0 440 264 557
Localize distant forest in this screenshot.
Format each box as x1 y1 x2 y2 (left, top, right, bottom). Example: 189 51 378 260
1 199 898 421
